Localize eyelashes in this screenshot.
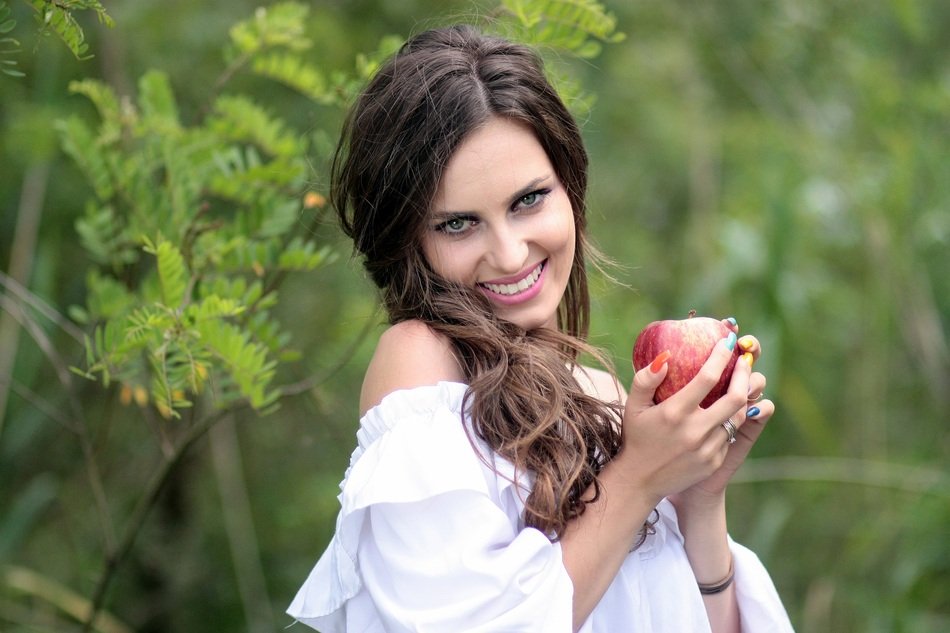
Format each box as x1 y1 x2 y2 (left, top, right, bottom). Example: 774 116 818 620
433 215 478 235
431 187 553 237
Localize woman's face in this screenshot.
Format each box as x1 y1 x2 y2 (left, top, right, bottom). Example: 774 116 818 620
422 116 576 331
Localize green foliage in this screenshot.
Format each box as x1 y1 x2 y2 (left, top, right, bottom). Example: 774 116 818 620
1 0 113 78
61 3 339 417
24 0 113 59
0 0 23 76
493 0 625 115
501 0 625 57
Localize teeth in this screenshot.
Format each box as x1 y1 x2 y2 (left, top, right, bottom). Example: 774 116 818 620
482 263 543 296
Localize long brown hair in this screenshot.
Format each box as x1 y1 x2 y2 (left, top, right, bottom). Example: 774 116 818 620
333 25 623 539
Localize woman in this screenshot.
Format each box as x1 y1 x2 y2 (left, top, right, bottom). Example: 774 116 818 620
288 25 794 633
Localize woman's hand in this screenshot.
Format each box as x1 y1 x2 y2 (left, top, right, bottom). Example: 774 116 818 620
671 333 774 510
620 324 772 504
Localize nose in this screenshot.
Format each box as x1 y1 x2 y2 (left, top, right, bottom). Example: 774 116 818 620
486 223 529 274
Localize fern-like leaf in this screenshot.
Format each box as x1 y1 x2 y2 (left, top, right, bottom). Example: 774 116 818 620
227 2 311 58
500 0 624 57
68 78 121 142
138 70 181 133
195 319 278 410
277 238 333 271
209 95 304 157
25 0 113 60
0 1 23 77
56 115 115 199
251 52 335 105
145 238 189 309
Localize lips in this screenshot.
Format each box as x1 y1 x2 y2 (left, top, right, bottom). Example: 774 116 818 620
478 261 545 297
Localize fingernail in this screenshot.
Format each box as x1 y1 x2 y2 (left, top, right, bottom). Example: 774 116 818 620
650 350 672 373
724 332 737 351
726 317 737 327
741 352 754 367
738 335 754 352
746 406 761 418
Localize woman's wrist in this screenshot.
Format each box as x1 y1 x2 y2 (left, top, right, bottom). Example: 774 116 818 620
673 495 733 586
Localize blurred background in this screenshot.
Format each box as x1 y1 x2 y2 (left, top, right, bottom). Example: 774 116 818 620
1 0 947 631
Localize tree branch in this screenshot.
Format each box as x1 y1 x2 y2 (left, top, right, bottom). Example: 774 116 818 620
81 405 239 632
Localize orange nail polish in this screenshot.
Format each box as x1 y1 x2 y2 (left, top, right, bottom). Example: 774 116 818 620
741 352 754 367
650 350 672 373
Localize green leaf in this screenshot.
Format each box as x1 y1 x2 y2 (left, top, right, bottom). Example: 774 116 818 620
209 95 304 157
500 0 625 50
227 2 311 57
75 202 136 266
250 52 335 104
195 319 278 410
55 115 115 199
138 70 181 133
68 79 121 142
83 271 137 321
25 0 113 60
149 239 189 309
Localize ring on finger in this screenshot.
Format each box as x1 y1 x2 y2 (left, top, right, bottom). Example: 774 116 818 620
721 418 738 444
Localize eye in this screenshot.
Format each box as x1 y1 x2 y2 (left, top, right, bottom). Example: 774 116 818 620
515 188 550 210
434 215 477 235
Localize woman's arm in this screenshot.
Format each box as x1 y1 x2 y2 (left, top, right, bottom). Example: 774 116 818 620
561 333 755 631
669 334 776 633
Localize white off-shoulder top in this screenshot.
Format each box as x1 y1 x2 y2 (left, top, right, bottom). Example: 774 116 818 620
287 382 795 632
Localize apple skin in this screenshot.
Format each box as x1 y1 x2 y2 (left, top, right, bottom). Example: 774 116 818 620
632 315 740 409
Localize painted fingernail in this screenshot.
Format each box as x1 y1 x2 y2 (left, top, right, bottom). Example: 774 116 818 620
741 352 754 367
726 317 737 327
746 406 761 418
650 350 672 373
724 332 737 351
738 335 755 352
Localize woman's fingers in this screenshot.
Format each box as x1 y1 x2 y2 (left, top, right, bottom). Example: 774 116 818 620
626 350 671 415
747 371 767 403
673 332 748 418
737 334 761 364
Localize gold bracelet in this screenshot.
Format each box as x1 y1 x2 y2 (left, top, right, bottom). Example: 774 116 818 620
697 558 735 595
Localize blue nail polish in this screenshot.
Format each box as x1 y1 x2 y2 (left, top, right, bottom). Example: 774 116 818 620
747 406 761 418
726 317 737 327
725 332 737 351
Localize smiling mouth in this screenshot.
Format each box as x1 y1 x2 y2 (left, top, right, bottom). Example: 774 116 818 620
479 261 545 296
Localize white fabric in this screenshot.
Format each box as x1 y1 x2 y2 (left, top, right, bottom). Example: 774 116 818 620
287 381 795 632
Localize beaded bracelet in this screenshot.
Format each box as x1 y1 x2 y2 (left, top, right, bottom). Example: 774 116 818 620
697 559 735 595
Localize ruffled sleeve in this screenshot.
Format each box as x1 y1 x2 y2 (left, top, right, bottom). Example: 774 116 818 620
731 538 796 632
286 382 574 632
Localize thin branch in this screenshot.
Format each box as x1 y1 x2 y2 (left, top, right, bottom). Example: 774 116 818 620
734 456 950 497
0 161 51 440
278 304 382 397
0 269 86 343
2 564 133 633
3 377 74 429
209 415 274 633
0 293 117 555
81 405 238 632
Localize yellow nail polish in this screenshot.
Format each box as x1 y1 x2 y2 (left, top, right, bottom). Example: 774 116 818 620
741 352 754 367
738 336 755 352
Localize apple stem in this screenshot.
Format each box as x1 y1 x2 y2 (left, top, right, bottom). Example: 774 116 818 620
688 309 697 318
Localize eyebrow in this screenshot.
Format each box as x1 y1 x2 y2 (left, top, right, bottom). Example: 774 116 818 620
432 175 553 218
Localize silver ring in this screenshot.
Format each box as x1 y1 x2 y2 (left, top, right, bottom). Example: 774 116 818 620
721 418 738 444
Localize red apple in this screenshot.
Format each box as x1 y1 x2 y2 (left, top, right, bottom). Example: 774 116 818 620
632 312 740 409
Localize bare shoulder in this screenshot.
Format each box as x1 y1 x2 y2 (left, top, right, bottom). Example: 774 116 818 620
572 364 626 406
360 320 465 415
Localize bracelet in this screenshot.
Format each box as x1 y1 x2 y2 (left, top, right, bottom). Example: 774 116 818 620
697 559 735 595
